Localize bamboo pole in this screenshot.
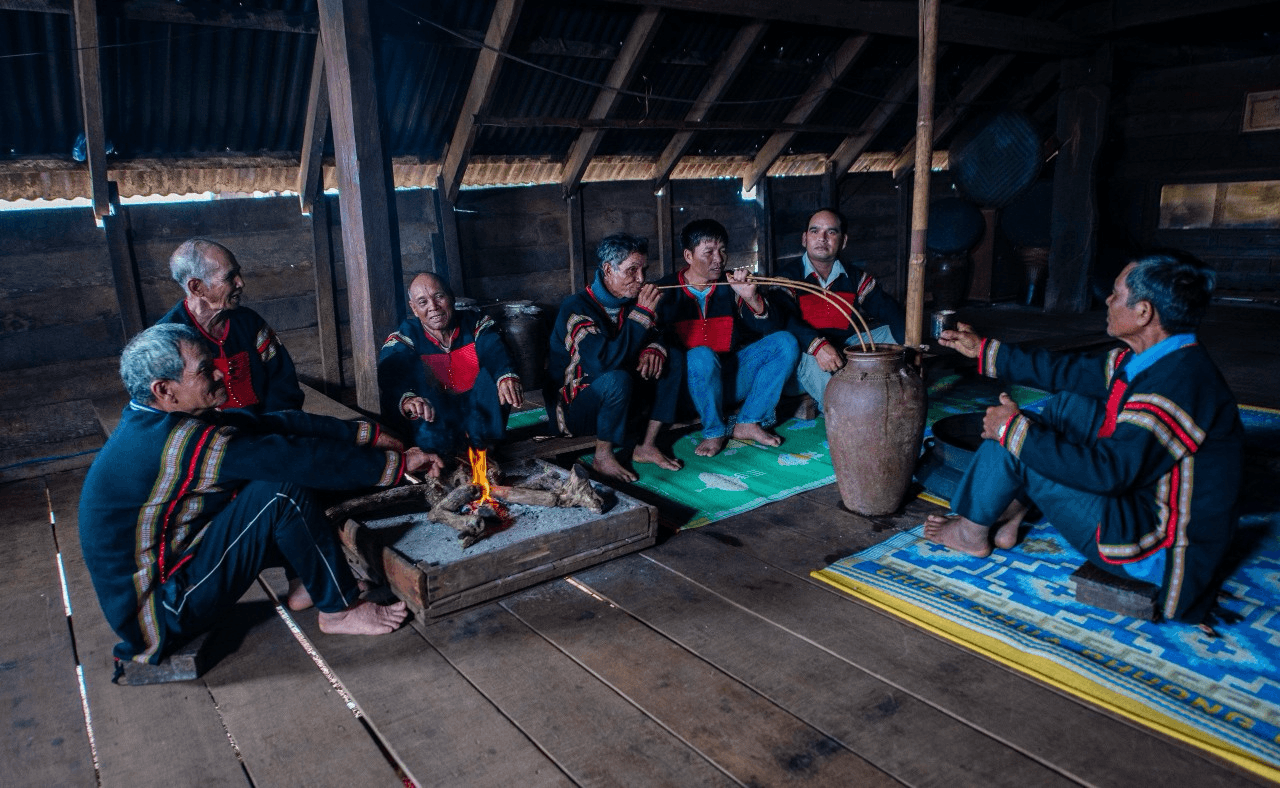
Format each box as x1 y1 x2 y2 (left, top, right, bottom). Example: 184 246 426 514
905 0 940 348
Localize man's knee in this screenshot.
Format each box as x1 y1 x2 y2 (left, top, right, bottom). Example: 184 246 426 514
592 369 633 404
686 345 721 377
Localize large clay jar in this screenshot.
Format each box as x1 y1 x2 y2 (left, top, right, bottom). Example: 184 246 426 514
824 344 927 516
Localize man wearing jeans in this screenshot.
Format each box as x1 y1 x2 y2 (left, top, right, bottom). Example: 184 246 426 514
655 219 799 457
927 254 1242 623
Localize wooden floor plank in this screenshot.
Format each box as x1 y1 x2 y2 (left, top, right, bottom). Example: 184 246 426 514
0 477 96 786
651 524 1264 786
500 578 899 788
46 469 251 788
288 602 574 788
420 601 740 788
569 554 1075 788
199 582 405 787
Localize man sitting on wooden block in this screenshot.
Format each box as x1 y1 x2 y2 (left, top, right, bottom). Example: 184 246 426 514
776 208 905 414
157 238 305 414
548 233 684 482
655 219 799 457
926 253 1243 623
378 273 523 464
80 324 443 667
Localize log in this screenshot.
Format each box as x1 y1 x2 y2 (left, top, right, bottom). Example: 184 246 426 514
325 480 448 524
490 486 560 508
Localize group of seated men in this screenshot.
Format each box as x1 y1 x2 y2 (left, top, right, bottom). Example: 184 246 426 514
80 210 1242 671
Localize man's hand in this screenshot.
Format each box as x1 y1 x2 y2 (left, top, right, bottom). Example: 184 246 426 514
814 343 845 372
727 268 763 312
637 350 665 380
981 393 1020 441
404 447 446 479
635 283 662 313
402 396 435 422
938 322 983 358
498 376 524 408
372 430 405 452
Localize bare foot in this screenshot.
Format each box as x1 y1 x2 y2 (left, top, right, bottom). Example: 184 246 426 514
923 513 993 558
286 577 312 611
632 443 682 471
732 422 783 448
993 500 1031 550
593 448 638 483
318 600 408 635
695 435 728 457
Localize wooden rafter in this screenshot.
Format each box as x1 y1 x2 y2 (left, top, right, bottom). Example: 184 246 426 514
71 0 108 219
742 34 870 194
4 0 319 33
439 0 524 203
298 34 329 215
652 20 767 193
633 0 1089 55
1063 0 1277 34
890 52 1015 179
561 7 663 198
826 53 930 181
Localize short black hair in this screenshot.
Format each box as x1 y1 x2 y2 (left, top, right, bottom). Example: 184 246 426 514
1124 252 1216 334
680 219 728 253
810 207 847 235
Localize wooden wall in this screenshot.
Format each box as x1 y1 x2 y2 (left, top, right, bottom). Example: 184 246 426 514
0 172 908 409
1109 55 1280 294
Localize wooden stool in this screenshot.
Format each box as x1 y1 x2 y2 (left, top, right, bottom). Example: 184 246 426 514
1069 563 1159 621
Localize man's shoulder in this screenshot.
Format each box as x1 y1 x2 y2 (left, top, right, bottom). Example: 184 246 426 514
774 258 805 280
155 301 189 325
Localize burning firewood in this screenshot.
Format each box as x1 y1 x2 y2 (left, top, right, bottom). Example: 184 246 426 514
427 482 486 544
325 477 448 524
491 463 604 513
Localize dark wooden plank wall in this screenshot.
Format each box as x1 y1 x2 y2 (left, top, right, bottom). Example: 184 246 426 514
1111 54 1280 294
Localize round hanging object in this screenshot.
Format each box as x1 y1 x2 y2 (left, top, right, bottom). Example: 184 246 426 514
926 196 985 254
950 110 1042 208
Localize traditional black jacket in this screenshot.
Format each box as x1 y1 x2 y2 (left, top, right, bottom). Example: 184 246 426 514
981 338 1243 621
377 311 517 418
774 255 905 354
157 302 305 414
653 268 787 354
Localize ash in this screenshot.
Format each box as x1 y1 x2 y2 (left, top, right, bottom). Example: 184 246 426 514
362 467 647 565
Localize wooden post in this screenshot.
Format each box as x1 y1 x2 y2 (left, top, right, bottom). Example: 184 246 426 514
655 188 674 277
819 161 838 209
435 176 466 297
72 0 109 221
756 178 773 275
102 182 145 337
298 33 329 215
904 0 940 349
318 0 398 412
1047 46 1110 314
310 195 343 394
567 191 586 291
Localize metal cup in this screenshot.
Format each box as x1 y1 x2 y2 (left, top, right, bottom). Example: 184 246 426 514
931 309 958 339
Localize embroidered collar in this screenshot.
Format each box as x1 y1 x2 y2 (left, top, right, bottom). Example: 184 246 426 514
1123 332 1197 380
589 270 632 311
802 253 848 290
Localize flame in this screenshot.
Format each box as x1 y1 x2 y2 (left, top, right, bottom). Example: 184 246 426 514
467 447 512 524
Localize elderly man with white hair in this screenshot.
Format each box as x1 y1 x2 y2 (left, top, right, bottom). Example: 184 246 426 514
156 238 304 414
79 324 443 667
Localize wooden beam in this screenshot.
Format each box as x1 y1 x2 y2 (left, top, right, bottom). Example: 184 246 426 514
298 33 329 215
439 0 523 203
102 181 145 337
819 160 838 208
655 187 674 277
742 34 870 194
562 8 663 198
3 0 319 33
71 0 109 219
309 195 343 394
318 0 399 412
636 0 1089 55
905 0 940 350
890 53 1015 180
1046 47 1110 314
756 178 773 275
827 57 924 180
566 191 586 291
482 117 885 135
652 21 767 193
435 176 466 297
1064 0 1277 34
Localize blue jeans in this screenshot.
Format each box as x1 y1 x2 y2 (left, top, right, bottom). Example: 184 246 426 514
791 324 897 412
685 331 799 439
950 392 1165 583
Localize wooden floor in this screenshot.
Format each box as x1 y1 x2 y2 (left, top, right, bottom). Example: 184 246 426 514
5 300 1280 788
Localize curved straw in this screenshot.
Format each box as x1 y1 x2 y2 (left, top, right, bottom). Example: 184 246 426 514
649 276 875 351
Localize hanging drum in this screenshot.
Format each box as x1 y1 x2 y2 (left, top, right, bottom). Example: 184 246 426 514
949 110 1042 209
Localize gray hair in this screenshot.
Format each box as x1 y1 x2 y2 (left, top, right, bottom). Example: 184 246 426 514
170 238 230 295
596 233 649 270
1124 252 1216 334
120 324 203 404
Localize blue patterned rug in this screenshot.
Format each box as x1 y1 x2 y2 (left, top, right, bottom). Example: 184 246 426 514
816 404 1280 781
